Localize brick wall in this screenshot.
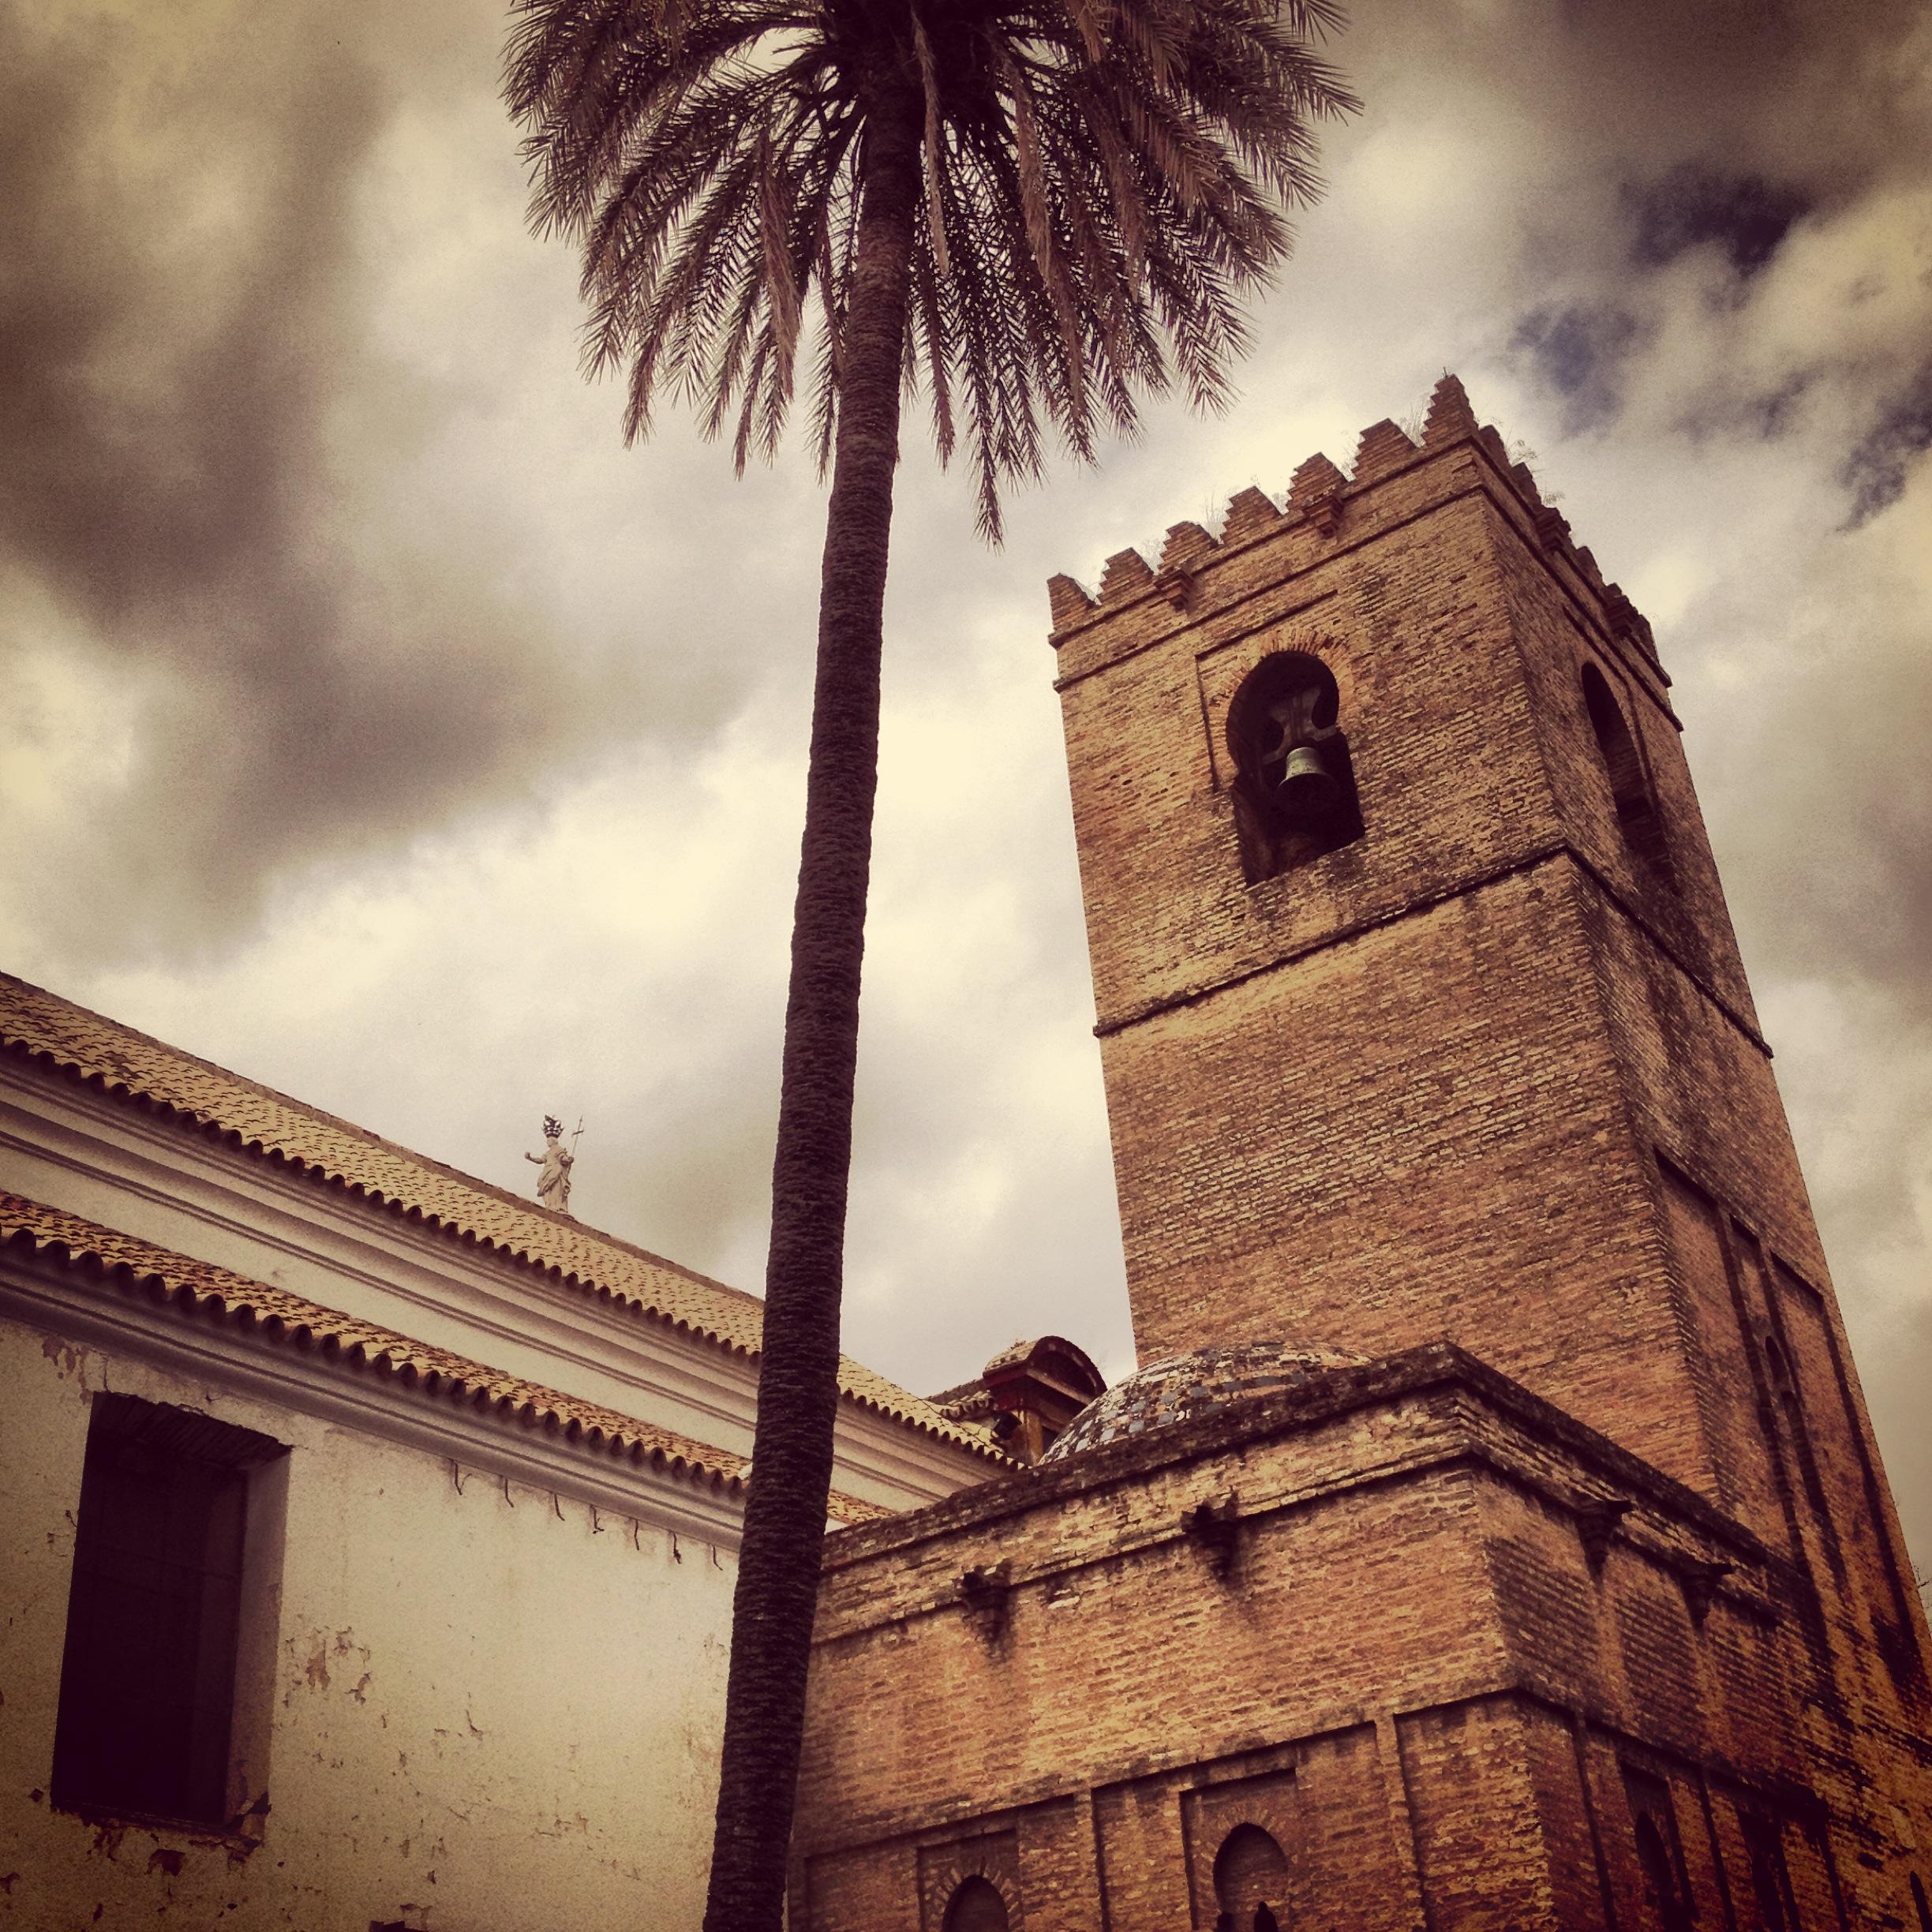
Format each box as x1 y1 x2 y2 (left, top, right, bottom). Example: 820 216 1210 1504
1046 369 1930 1752
792 1353 1922 1930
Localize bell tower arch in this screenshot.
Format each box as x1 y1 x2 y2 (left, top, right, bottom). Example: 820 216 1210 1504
1223 648 1363 883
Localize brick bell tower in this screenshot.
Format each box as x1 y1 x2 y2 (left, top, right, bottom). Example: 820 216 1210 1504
789 378 1930 1932
1049 377 1896 1542
1043 365 1931 1850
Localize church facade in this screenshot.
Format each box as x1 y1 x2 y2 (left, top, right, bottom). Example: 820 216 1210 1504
0 974 1004 1928
788 378 1932 1932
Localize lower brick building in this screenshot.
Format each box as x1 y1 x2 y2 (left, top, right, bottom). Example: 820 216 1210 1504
790 380 1932 1932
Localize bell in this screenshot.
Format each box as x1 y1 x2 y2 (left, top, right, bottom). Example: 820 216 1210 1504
1279 741 1338 818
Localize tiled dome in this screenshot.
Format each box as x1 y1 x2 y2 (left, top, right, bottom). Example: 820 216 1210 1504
1040 1338 1368 1464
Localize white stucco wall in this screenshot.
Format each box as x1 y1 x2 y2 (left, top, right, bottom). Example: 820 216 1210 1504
0 1313 736 1931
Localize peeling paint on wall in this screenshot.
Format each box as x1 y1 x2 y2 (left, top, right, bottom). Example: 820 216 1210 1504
0 1319 738 1930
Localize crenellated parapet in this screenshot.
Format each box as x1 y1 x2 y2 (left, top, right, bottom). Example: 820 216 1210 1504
1045 373 1664 683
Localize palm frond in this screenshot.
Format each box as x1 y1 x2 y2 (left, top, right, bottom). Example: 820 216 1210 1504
507 0 1358 532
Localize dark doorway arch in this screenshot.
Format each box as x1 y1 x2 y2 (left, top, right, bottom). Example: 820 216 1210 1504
942 1874 1010 1932
1213 1821 1290 1930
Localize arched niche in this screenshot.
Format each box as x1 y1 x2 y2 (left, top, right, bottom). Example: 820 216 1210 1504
1580 661 1672 883
1634 1813 1693 1932
1761 1330 1839 1560
942 1874 1012 1932
1225 650 1363 884
1212 1821 1290 1930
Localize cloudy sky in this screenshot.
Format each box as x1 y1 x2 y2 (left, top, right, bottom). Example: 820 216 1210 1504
2 0 1927 1573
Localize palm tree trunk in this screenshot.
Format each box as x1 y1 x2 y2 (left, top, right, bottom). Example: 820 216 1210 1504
700 84 923 1932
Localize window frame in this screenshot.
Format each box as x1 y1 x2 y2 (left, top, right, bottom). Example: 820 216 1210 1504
51 1392 288 1834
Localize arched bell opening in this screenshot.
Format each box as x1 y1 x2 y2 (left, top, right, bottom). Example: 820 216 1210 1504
1226 652 1363 885
1211 1821 1290 1931
1581 661 1673 886
942 1874 1011 1932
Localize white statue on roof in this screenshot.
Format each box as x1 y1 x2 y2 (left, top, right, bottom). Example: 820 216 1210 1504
524 1114 575 1216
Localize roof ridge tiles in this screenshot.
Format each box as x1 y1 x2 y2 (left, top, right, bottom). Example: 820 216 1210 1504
0 970 1005 1464
0 1188 747 1495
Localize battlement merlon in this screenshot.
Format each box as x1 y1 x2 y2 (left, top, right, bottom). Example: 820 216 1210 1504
1044 374 1668 709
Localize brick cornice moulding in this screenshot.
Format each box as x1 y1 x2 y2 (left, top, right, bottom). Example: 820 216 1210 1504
1093 844 1770 1059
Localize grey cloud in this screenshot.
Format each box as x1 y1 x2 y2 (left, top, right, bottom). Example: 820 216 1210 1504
1509 305 1648 433
1841 358 1932 526
0 19 375 623
1625 165 1812 279
0 3 786 962
1410 0 1931 468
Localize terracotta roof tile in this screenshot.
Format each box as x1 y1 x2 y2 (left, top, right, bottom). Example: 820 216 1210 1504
1 1191 747 1484
0 972 1007 1466
1 1190 894 1529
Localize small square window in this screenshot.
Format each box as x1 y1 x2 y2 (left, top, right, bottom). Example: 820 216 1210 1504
51 1394 286 1829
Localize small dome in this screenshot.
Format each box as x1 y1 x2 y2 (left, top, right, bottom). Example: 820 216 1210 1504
1039 1337 1368 1464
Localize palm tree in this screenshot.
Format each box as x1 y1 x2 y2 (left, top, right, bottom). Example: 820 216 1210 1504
503 1 1355 1924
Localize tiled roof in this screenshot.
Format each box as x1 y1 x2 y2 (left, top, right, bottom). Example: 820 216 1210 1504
0 1191 893 1527
0 972 1005 1466
1 1191 739 1491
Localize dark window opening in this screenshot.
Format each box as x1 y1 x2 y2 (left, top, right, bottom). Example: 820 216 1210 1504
1760 1331 1844 1574
1582 661 1674 885
1623 1766 1695 1932
1635 1814 1694 1932
942 1874 1010 1932
1226 653 1363 885
1741 1813 1802 1932
52 1394 285 1829
1213 1821 1290 1931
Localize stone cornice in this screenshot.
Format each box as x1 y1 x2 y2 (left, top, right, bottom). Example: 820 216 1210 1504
819 1342 1771 1574
1091 844 1771 1060
0 1055 1002 1510
1 1240 751 1550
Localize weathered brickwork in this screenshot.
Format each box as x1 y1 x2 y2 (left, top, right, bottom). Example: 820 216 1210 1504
792 379 1932 1930
793 1352 1927 1927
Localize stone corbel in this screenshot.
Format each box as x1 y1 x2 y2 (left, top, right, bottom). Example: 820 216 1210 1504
1573 1496 1632 1576
1155 564 1196 611
957 1560 1014 1643
1183 1490 1242 1581
1676 1558 1734 1627
1304 492 1342 537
